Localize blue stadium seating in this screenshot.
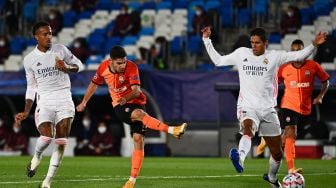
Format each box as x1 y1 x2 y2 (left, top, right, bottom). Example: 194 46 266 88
104 37 122 54
121 36 138 46
23 2 37 23
139 27 155 36
10 37 26 54
187 35 202 55
170 36 185 56
63 10 77 27
157 1 172 10
237 8 251 27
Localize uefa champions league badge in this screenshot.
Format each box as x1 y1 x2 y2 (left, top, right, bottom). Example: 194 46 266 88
263 58 269 64
119 75 124 83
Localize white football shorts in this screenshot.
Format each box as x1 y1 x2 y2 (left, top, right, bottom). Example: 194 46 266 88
34 99 75 127
237 107 281 136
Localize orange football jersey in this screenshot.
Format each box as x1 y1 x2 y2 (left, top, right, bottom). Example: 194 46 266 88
278 60 329 115
92 60 146 107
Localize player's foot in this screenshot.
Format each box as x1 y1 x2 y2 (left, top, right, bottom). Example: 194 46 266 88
40 180 51 188
288 167 304 174
263 173 282 188
122 180 134 188
229 148 244 173
173 123 188 139
256 138 266 156
26 157 41 178
26 163 36 178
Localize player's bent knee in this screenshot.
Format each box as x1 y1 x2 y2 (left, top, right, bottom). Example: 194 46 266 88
131 109 146 119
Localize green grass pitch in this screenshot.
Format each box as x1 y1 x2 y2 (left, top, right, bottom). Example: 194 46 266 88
0 156 335 188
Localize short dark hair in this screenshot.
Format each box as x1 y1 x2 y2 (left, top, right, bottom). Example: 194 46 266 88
109 46 127 59
291 39 304 47
32 21 50 36
250 27 267 42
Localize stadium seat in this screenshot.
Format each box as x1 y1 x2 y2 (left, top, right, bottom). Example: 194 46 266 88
268 32 282 44
170 36 185 56
10 37 26 55
23 2 37 23
237 8 251 27
143 1 156 10
139 27 155 36
63 10 78 27
157 1 172 10
104 37 122 54
187 35 202 55
121 36 139 46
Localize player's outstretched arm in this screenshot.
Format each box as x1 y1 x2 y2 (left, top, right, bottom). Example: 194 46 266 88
76 82 99 112
201 26 211 39
312 31 327 47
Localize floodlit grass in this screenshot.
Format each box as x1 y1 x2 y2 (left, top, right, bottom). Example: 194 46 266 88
0 156 335 188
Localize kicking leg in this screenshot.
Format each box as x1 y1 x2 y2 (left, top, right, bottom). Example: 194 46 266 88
132 109 187 138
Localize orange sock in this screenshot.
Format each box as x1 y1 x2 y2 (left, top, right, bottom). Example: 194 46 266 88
142 114 168 132
285 137 296 171
131 150 144 178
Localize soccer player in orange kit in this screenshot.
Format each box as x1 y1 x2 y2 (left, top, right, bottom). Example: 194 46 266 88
257 39 329 174
76 46 187 188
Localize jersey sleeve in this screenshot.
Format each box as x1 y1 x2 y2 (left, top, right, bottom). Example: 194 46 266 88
61 45 84 72
128 63 141 85
91 62 106 85
278 44 315 65
314 61 330 82
23 59 37 101
203 38 237 66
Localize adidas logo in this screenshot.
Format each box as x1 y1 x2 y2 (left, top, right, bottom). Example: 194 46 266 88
37 62 42 66
243 58 248 62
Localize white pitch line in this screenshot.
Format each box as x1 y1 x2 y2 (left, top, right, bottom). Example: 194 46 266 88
1 172 336 185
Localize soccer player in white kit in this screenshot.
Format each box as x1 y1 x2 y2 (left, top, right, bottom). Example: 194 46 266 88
202 26 326 188
15 22 84 188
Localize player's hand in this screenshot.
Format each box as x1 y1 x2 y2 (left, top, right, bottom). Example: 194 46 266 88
15 112 29 125
55 58 69 73
201 26 211 38
312 96 323 105
312 31 327 46
117 97 127 106
76 102 86 112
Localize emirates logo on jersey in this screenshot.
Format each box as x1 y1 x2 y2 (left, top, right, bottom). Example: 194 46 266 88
263 58 269 64
119 75 124 83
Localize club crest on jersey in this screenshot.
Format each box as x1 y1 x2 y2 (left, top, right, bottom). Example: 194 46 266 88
305 70 310 77
263 58 269 64
119 75 124 83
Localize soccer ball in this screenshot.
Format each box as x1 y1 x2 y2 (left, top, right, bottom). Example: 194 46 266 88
282 173 305 188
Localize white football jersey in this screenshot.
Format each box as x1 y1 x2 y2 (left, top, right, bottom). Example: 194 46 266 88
203 38 315 109
23 44 84 104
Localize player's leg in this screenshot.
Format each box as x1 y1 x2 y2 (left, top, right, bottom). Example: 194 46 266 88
230 108 259 173
256 137 266 157
123 132 145 188
27 107 53 178
27 122 53 177
260 108 283 187
41 117 72 188
263 135 283 188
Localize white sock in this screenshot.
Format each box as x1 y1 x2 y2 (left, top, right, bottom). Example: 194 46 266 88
31 136 52 170
238 135 252 163
45 138 67 184
129 176 136 184
34 136 52 159
269 156 281 182
168 127 174 134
